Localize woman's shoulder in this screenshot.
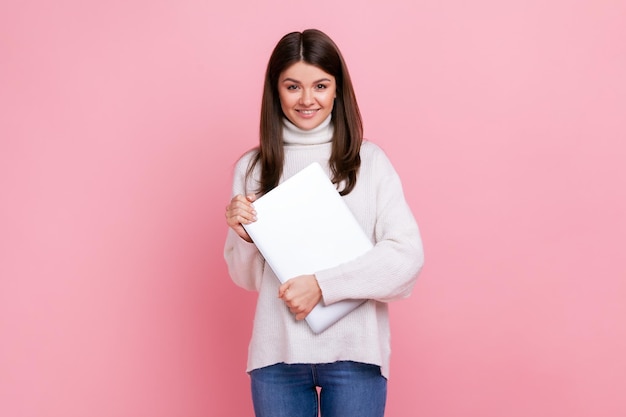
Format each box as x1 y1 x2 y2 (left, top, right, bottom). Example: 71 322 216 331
359 140 405 185
233 148 259 174
361 140 393 168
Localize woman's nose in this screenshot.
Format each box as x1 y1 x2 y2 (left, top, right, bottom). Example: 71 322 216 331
299 89 314 106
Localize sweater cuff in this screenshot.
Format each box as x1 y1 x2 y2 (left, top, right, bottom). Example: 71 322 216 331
314 268 345 306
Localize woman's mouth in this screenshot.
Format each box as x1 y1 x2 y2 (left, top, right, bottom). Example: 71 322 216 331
297 109 319 117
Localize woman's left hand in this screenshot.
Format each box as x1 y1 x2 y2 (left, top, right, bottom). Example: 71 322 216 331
278 275 322 321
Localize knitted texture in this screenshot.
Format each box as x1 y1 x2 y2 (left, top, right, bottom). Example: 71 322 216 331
224 118 424 378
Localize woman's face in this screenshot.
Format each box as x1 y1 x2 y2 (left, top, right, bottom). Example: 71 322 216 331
278 61 336 131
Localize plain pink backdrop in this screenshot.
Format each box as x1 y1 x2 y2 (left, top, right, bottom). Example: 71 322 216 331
1 1 625 416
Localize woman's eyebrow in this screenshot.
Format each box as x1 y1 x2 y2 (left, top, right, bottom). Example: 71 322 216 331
281 78 332 84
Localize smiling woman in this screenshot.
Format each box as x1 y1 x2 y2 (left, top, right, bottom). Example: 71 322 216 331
223 29 424 417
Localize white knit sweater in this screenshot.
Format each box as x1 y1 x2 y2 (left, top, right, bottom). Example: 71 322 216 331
224 116 424 378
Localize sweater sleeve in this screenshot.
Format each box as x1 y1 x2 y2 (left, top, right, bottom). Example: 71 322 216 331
224 229 265 291
314 149 424 304
223 154 265 292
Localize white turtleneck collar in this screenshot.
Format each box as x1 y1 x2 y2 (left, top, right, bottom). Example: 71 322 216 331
282 115 334 145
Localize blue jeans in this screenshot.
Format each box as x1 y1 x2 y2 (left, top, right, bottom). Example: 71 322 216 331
250 361 387 417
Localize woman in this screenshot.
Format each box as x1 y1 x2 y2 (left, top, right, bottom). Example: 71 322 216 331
224 29 424 417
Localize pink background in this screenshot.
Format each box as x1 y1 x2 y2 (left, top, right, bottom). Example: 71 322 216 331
1 0 625 416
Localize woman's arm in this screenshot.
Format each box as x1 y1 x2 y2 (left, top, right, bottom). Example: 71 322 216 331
223 155 265 291
315 148 425 304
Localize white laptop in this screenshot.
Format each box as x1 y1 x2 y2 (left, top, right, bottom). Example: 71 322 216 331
243 162 373 333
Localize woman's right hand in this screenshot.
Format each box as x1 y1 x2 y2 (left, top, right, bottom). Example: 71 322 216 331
225 194 257 242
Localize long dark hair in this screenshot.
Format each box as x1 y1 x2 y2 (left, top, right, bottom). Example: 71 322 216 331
246 29 363 196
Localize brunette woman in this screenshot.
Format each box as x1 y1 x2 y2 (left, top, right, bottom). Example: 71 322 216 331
224 29 424 417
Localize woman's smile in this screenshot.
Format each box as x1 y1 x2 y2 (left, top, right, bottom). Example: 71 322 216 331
278 61 336 130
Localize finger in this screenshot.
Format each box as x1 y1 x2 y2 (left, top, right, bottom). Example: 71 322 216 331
227 195 255 213
226 203 257 226
227 212 256 227
278 282 290 298
295 309 311 321
288 304 305 315
227 199 255 215
232 194 250 203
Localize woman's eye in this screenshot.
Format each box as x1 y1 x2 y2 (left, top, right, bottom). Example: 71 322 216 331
316 84 327 89
287 85 299 90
